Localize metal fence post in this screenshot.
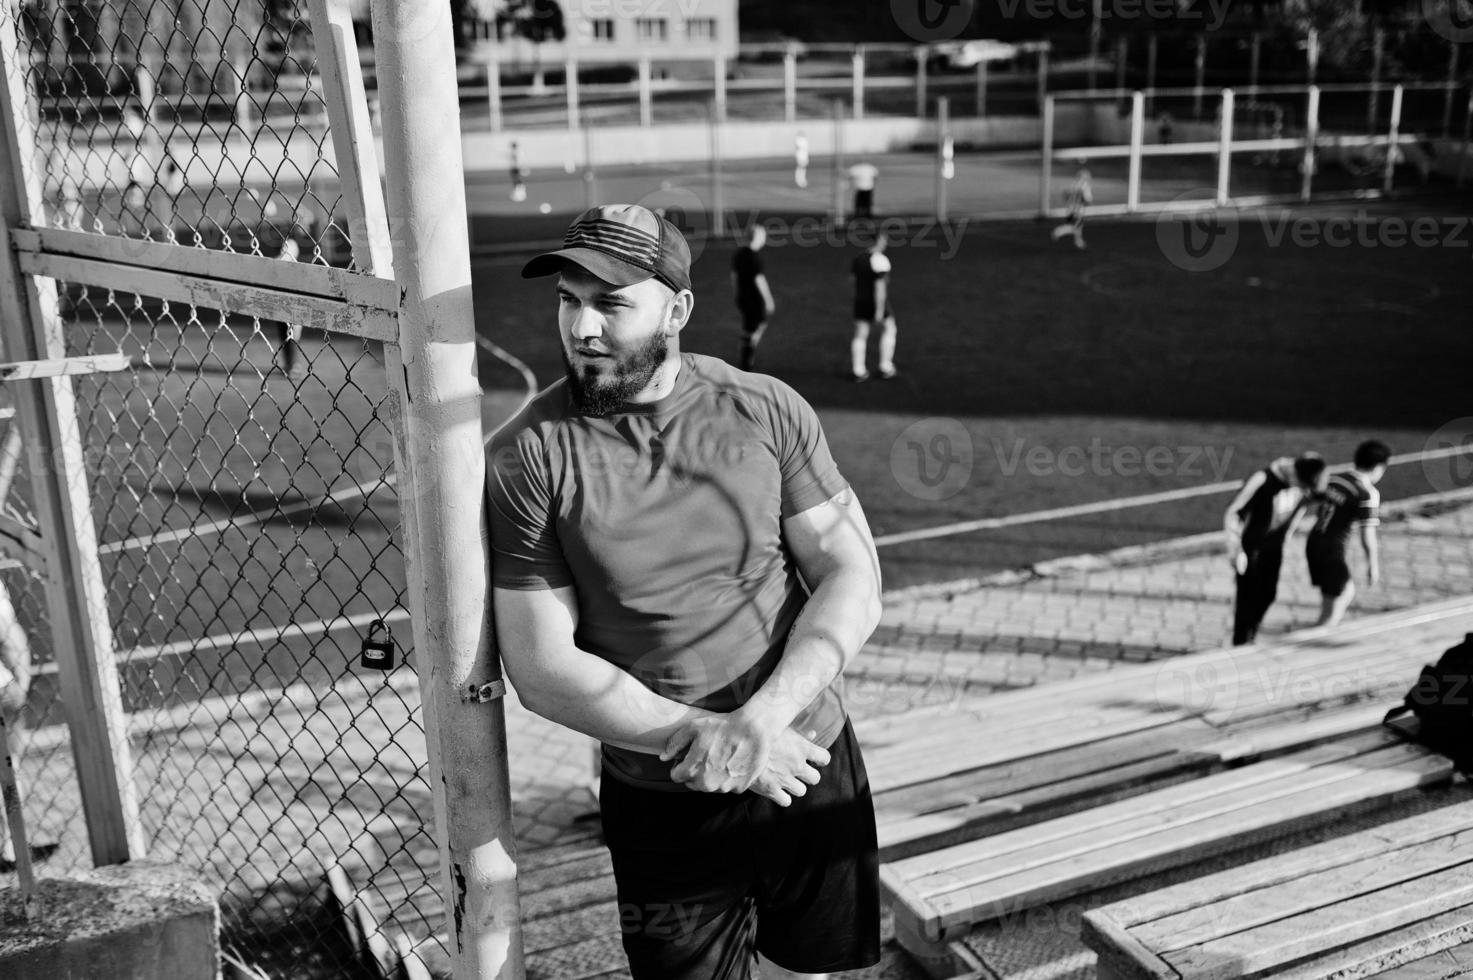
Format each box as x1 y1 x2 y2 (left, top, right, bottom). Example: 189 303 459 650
1145 34 1156 116
976 60 988 118
1248 32 1261 98
1368 27 1383 135
1442 43 1458 138
1382 83 1402 196
1037 46 1050 115
1039 94 1054 217
852 45 865 120
638 56 652 127
784 46 797 123
487 60 502 133
0 0 144 867
1301 85 1320 202
1127 90 1144 212
713 54 726 122
368 0 524 975
709 100 724 238
916 48 928 119
1192 34 1206 119
935 96 949 222
1217 88 1234 206
831 98 845 226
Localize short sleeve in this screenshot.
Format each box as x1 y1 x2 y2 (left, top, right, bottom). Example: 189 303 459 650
1358 485 1381 527
485 430 574 590
764 382 847 519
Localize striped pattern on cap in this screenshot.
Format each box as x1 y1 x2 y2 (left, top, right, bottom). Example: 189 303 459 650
564 217 663 268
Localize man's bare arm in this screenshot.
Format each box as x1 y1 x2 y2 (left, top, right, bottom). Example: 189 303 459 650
667 487 882 790
495 586 829 803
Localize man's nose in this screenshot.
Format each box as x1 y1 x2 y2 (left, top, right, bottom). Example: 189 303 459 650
569 307 603 340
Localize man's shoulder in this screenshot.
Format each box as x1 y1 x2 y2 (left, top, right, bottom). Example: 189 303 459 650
487 379 572 453
684 354 813 414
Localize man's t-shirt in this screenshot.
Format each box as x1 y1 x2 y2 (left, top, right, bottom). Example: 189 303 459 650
851 252 892 319
1309 472 1380 549
487 353 850 789
732 246 765 313
1236 457 1302 554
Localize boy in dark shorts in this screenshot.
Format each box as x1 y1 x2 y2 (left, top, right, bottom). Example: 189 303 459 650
1308 440 1389 628
731 224 775 371
1224 453 1327 645
490 204 883 979
848 232 897 381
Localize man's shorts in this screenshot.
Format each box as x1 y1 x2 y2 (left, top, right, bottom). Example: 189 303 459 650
599 718 881 980
1307 536 1352 597
852 301 894 323
738 303 767 334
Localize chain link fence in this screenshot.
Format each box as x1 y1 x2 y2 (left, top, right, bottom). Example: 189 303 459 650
0 0 475 974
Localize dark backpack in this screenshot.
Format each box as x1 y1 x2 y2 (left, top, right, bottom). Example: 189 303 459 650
1384 632 1473 774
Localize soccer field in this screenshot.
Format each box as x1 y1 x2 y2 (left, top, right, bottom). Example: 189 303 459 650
472 196 1473 590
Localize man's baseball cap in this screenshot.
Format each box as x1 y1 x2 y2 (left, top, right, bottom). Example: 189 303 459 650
521 204 692 293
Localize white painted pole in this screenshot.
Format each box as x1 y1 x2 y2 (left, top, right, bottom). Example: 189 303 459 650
709 99 724 238
831 98 845 226
852 46 865 120
1217 88 1234 206
1127 91 1144 213
368 0 524 975
0 0 143 867
1040 95 1054 217
1382 83 1402 195
935 96 948 221
1306 28 1318 87
638 56 652 127
976 59 988 118
565 58 579 130
1301 84 1319 202
784 47 797 123
1087 0 1101 92
916 48 927 119
713 54 726 122
487 61 502 133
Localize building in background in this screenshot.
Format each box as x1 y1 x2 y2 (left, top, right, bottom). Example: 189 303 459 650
467 0 739 65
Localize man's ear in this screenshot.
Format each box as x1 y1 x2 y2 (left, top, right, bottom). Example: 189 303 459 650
667 289 695 335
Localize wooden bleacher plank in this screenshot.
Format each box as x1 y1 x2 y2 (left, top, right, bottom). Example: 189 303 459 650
877 750 1214 858
1166 869 1473 980
923 741 1448 922
1370 941 1473 979
874 716 1215 820
895 729 1399 887
1138 828 1473 954
1091 802 1473 933
903 742 1452 941
865 705 1198 789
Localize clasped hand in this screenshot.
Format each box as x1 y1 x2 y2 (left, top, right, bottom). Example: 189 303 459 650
660 714 830 807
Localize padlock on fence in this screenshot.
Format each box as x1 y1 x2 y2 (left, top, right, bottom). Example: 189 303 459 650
359 619 395 670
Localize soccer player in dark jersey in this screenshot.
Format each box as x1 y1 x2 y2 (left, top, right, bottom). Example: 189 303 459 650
1223 453 1328 645
489 204 883 980
731 224 775 371
1307 440 1389 628
849 232 897 381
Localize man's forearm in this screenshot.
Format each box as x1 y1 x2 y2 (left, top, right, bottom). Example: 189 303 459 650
739 567 881 733
515 646 715 755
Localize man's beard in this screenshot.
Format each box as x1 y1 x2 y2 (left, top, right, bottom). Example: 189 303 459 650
563 328 669 417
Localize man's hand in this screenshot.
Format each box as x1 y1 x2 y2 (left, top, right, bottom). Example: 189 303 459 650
1367 565 1381 588
749 729 830 807
662 719 828 803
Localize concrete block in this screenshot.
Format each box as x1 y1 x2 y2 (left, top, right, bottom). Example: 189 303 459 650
0 860 219 980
